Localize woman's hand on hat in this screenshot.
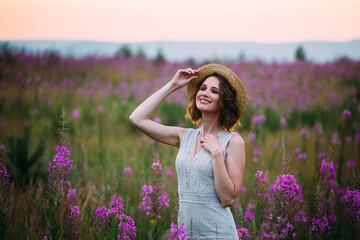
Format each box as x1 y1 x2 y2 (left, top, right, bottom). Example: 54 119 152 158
200 135 222 156
170 68 198 91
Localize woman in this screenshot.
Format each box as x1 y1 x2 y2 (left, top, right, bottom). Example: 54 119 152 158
129 64 247 239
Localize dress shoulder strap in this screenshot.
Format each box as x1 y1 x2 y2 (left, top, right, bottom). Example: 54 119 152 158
179 128 199 149
218 131 236 160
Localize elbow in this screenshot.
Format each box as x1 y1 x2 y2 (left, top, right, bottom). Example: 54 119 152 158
129 114 138 127
221 196 235 208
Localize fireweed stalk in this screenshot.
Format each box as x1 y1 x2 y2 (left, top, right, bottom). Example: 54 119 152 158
44 108 80 239
0 145 11 237
344 187 360 236
271 173 307 238
141 158 169 220
252 170 277 238
237 227 251 240
309 159 337 239
168 222 189 240
93 195 136 239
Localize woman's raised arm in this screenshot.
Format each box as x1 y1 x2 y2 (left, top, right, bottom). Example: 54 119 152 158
129 68 198 147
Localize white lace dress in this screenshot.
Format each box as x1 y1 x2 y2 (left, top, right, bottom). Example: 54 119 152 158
175 128 238 239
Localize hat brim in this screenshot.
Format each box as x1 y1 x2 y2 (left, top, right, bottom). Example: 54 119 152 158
187 63 248 118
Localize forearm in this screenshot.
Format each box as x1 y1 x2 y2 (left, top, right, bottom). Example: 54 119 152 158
129 82 175 125
212 151 236 208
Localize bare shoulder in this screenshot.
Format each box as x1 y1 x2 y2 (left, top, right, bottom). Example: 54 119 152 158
228 132 245 148
226 132 245 167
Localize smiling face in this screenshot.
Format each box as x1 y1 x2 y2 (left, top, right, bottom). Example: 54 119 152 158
195 76 221 113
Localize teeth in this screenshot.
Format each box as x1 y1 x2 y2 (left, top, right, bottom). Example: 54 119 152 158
200 99 210 103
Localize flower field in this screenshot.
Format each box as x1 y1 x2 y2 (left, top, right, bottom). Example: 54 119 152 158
0 44 360 239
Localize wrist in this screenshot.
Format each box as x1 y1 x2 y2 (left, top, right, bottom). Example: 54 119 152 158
211 148 223 158
165 81 178 93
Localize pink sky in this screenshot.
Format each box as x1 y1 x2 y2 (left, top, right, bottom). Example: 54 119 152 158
1 0 360 43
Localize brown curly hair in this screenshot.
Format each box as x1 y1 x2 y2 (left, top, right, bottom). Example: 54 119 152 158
185 73 241 132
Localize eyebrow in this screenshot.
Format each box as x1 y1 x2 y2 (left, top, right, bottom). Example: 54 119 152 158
201 84 220 90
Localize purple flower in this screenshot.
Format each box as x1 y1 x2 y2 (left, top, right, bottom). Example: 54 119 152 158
254 148 262 156
73 108 80 119
252 114 266 124
311 158 337 239
0 162 10 189
293 147 300 155
153 116 162 124
239 186 247 194
93 195 136 238
169 222 189 240
310 215 331 240
141 158 169 219
118 215 136 239
248 131 256 142
273 174 301 201
343 109 351 118
314 122 322 134
234 203 242 212
280 118 287 128
331 132 340 145
244 203 256 222
67 188 77 201
69 205 80 224
318 152 327 161
355 133 360 142
49 143 72 181
319 159 337 188
152 159 162 176
165 169 174 178
296 153 307 163
123 166 132 176
344 187 360 222
138 201 146 211
271 173 307 237
98 105 103 113
237 227 251 239
255 170 267 184
35 75 41 83
347 159 356 168
300 128 308 138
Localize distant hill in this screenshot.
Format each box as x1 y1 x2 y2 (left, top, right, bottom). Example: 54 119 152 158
2 40 360 62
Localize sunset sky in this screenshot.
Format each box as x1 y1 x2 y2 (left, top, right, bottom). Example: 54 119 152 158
1 0 360 43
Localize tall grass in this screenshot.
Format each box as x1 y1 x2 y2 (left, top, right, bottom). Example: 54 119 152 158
0 46 359 239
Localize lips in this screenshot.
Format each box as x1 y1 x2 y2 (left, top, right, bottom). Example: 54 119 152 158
199 98 211 104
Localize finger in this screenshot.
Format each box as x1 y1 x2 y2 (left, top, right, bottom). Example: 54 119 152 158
186 76 198 83
186 68 197 75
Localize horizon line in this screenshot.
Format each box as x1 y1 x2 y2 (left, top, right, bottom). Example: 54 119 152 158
1 38 360 45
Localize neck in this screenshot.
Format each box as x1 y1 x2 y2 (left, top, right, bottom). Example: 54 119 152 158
199 112 223 136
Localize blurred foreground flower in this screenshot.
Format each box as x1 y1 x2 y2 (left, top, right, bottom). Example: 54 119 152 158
343 109 351 118
168 222 189 240
237 227 251 239
310 159 337 239
166 169 174 178
141 158 169 220
123 166 132 176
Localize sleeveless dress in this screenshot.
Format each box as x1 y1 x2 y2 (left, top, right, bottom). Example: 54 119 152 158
175 128 238 239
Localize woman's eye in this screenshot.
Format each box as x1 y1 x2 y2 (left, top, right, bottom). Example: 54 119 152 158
200 86 206 91
212 90 219 94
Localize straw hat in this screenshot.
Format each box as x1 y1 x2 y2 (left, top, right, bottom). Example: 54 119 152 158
187 63 248 118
